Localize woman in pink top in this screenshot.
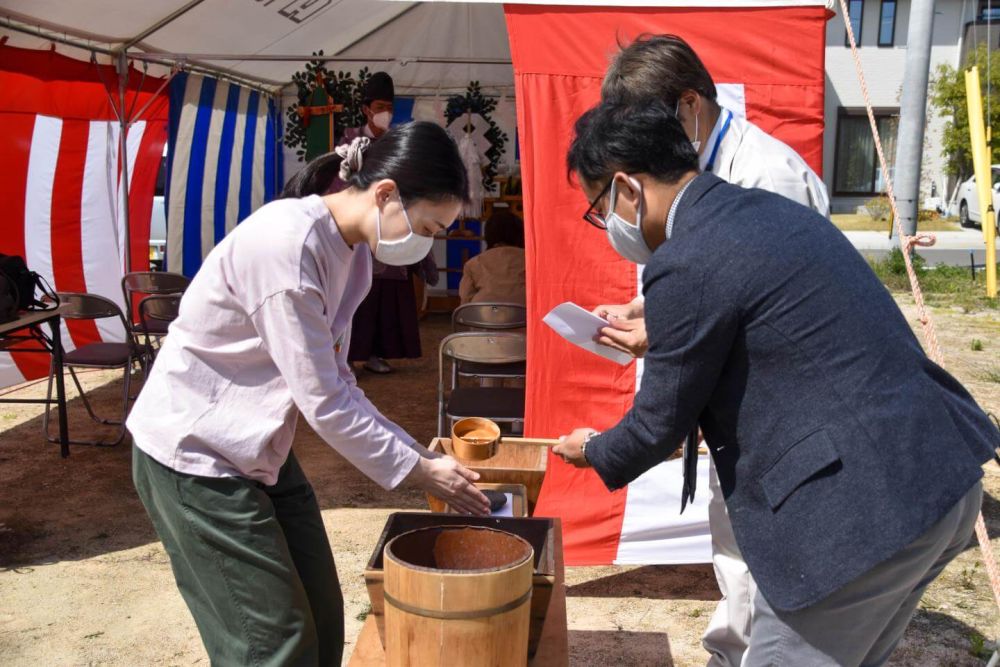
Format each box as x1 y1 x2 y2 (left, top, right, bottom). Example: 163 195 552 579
129 122 489 666
459 209 526 305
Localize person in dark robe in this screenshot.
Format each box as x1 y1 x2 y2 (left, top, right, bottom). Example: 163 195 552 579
335 71 435 374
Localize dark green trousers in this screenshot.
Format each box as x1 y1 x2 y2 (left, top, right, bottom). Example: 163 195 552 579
132 447 344 666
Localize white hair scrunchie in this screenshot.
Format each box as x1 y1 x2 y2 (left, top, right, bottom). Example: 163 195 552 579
335 136 371 181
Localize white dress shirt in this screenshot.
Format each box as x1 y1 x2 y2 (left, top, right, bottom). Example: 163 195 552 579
127 195 421 489
703 107 830 217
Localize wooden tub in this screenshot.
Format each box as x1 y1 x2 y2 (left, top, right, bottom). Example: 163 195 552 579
365 513 556 658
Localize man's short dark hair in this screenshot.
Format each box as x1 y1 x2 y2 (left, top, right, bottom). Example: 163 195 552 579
567 98 699 188
601 34 717 107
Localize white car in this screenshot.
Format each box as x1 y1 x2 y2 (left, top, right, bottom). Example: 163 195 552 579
955 165 999 228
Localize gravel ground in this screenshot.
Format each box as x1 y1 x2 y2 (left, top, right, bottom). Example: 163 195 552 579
0 301 997 666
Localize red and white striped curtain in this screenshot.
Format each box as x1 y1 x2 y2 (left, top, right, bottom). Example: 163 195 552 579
0 46 168 389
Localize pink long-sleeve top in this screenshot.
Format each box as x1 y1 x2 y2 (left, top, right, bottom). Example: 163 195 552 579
127 195 421 489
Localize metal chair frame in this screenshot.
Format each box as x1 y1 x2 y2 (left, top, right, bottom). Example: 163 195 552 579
438 331 526 437
137 294 182 364
121 271 189 363
451 302 527 331
451 303 527 382
42 292 146 447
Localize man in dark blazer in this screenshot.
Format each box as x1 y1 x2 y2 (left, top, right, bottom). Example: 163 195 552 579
554 97 998 665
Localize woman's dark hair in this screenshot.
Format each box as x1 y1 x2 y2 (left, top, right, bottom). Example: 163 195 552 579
281 121 468 204
601 34 717 108
567 98 699 187
484 209 524 249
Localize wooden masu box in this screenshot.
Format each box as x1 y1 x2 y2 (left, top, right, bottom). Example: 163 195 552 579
427 436 549 514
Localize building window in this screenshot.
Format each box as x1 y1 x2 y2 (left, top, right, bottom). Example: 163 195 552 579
834 110 899 196
980 1 1000 21
878 0 896 46
845 0 864 47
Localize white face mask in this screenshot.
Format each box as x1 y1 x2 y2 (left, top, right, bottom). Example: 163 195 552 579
605 177 653 265
371 111 392 131
374 195 434 266
675 101 701 153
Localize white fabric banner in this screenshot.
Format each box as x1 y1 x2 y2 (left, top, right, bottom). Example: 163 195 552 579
616 84 747 564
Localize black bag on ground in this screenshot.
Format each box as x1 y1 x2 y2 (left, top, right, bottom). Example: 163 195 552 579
0 254 59 320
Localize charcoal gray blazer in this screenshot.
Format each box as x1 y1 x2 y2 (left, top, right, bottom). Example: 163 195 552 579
585 173 998 611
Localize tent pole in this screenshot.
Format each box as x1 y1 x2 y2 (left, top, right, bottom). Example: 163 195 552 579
123 0 208 49
125 52 512 66
117 50 132 275
0 18 284 92
0 17 116 56
332 3 419 55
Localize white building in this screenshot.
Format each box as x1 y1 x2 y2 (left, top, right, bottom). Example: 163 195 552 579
824 0 991 214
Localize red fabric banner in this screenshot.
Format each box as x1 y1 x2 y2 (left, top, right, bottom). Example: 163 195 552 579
0 46 168 388
505 4 828 564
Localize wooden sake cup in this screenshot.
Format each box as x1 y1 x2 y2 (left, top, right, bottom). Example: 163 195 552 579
451 417 501 461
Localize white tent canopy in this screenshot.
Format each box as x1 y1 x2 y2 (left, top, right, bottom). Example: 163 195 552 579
0 1 515 94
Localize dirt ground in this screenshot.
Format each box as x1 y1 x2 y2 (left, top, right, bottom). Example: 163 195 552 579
1 298 998 666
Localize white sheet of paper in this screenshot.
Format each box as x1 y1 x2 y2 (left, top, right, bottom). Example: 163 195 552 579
543 302 633 366
490 493 514 517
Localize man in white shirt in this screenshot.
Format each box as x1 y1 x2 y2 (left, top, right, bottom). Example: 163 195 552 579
594 34 830 667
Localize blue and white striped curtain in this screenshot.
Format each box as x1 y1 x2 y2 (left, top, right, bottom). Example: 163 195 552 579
166 72 283 277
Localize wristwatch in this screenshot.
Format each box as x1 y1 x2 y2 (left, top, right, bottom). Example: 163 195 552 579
582 431 600 463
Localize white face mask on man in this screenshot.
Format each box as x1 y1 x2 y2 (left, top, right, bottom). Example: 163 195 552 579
374 194 434 266
371 111 392 131
604 176 654 265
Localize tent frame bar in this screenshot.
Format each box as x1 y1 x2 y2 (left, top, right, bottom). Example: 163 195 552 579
126 52 512 65
0 17 284 92
122 0 209 49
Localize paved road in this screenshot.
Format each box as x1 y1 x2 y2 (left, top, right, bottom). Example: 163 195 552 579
845 229 998 268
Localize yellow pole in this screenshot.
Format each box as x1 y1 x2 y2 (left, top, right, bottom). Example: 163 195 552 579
965 67 998 298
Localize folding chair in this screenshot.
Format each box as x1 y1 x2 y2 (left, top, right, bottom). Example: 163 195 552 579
42 292 147 446
121 271 189 362
452 302 527 330
138 294 182 363
451 303 527 381
438 331 526 438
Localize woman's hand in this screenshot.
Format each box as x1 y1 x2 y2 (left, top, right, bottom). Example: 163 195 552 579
407 455 490 515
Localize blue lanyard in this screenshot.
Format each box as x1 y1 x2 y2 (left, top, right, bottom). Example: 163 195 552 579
704 110 733 173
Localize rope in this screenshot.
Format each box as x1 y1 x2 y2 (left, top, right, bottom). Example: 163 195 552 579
839 0 1000 624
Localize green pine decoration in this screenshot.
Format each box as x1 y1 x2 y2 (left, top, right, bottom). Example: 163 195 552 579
285 53 372 162
445 81 509 189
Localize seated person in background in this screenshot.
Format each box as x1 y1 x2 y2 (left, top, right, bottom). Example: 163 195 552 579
459 209 526 305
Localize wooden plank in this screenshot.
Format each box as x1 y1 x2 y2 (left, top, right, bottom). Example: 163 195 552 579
528 518 568 667
0 305 66 336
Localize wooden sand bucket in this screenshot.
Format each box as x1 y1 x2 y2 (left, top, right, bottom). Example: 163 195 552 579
383 525 534 666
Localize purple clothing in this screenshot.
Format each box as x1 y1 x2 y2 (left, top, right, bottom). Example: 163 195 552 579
127 195 421 489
